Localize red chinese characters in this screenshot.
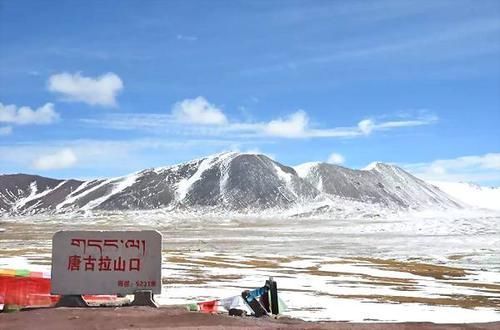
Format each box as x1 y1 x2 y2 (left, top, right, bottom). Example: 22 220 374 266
84 256 96 271
98 256 112 271
67 237 147 273
67 255 81 271
129 258 140 271
113 256 126 271
67 256 142 272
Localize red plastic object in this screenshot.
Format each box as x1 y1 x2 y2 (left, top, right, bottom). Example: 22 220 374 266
197 300 218 313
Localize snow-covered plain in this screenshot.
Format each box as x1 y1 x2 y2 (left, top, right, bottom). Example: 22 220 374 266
1 210 499 323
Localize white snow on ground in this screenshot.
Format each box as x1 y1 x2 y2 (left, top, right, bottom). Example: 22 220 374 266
430 181 500 211
0 256 50 274
1 210 500 323
281 292 500 323
158 249 500 323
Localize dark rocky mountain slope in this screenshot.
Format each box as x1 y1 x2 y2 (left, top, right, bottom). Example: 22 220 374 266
0 153 461 216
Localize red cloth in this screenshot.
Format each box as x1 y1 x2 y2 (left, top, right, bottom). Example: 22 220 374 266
0 275 57 307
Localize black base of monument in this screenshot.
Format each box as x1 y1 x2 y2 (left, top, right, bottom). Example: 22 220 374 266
131 290 158 308
56 295 89 307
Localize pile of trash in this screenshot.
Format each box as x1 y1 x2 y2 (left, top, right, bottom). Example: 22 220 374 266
188 278 287 317
1 269 286 317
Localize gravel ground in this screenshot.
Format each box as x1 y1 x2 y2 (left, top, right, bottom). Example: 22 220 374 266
1 306 499 330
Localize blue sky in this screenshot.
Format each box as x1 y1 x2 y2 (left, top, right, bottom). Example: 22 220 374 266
1 0 499 185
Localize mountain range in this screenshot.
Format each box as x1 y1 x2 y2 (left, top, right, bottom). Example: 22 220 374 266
0 152 466 216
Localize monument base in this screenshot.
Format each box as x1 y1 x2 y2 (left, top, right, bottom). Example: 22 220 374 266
131 290 158 308
56 295 89 307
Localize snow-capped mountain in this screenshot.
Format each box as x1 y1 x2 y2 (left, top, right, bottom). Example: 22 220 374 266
95 152 320 212
0 152 462 216
0 152 320 215
0 174 83 214
294 162 461 209
429 181 500 211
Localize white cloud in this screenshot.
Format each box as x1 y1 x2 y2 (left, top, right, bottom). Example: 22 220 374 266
357 115 438 136
375 115 439 130
327 152 345 164
261 111 436 139
32 148 78 170
403 153 500 184
0 126 13 136
0 102 59 125
358 119 374 135
263 110 309 138
84 100 437 139
85 111 437 139
172 96 228 125
48 72 123 107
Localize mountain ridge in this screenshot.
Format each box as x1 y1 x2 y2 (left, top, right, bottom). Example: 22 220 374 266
294 161 461 209
0 152 463 216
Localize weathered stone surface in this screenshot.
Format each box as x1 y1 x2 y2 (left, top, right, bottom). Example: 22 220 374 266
51 231 162 295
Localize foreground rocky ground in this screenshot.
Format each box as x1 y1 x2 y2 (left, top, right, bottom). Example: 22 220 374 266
1 307 499 330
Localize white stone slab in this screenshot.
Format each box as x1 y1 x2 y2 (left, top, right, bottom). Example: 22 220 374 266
51 230 162 295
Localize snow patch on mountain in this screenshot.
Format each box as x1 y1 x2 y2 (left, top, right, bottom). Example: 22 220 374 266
294 162 321 177
12 181 38 212
82 173 140 210
176 152 238 202
58 179 108 210
218 152 238 202
56 180 91 210
362 161 383 171
14 180 66 211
